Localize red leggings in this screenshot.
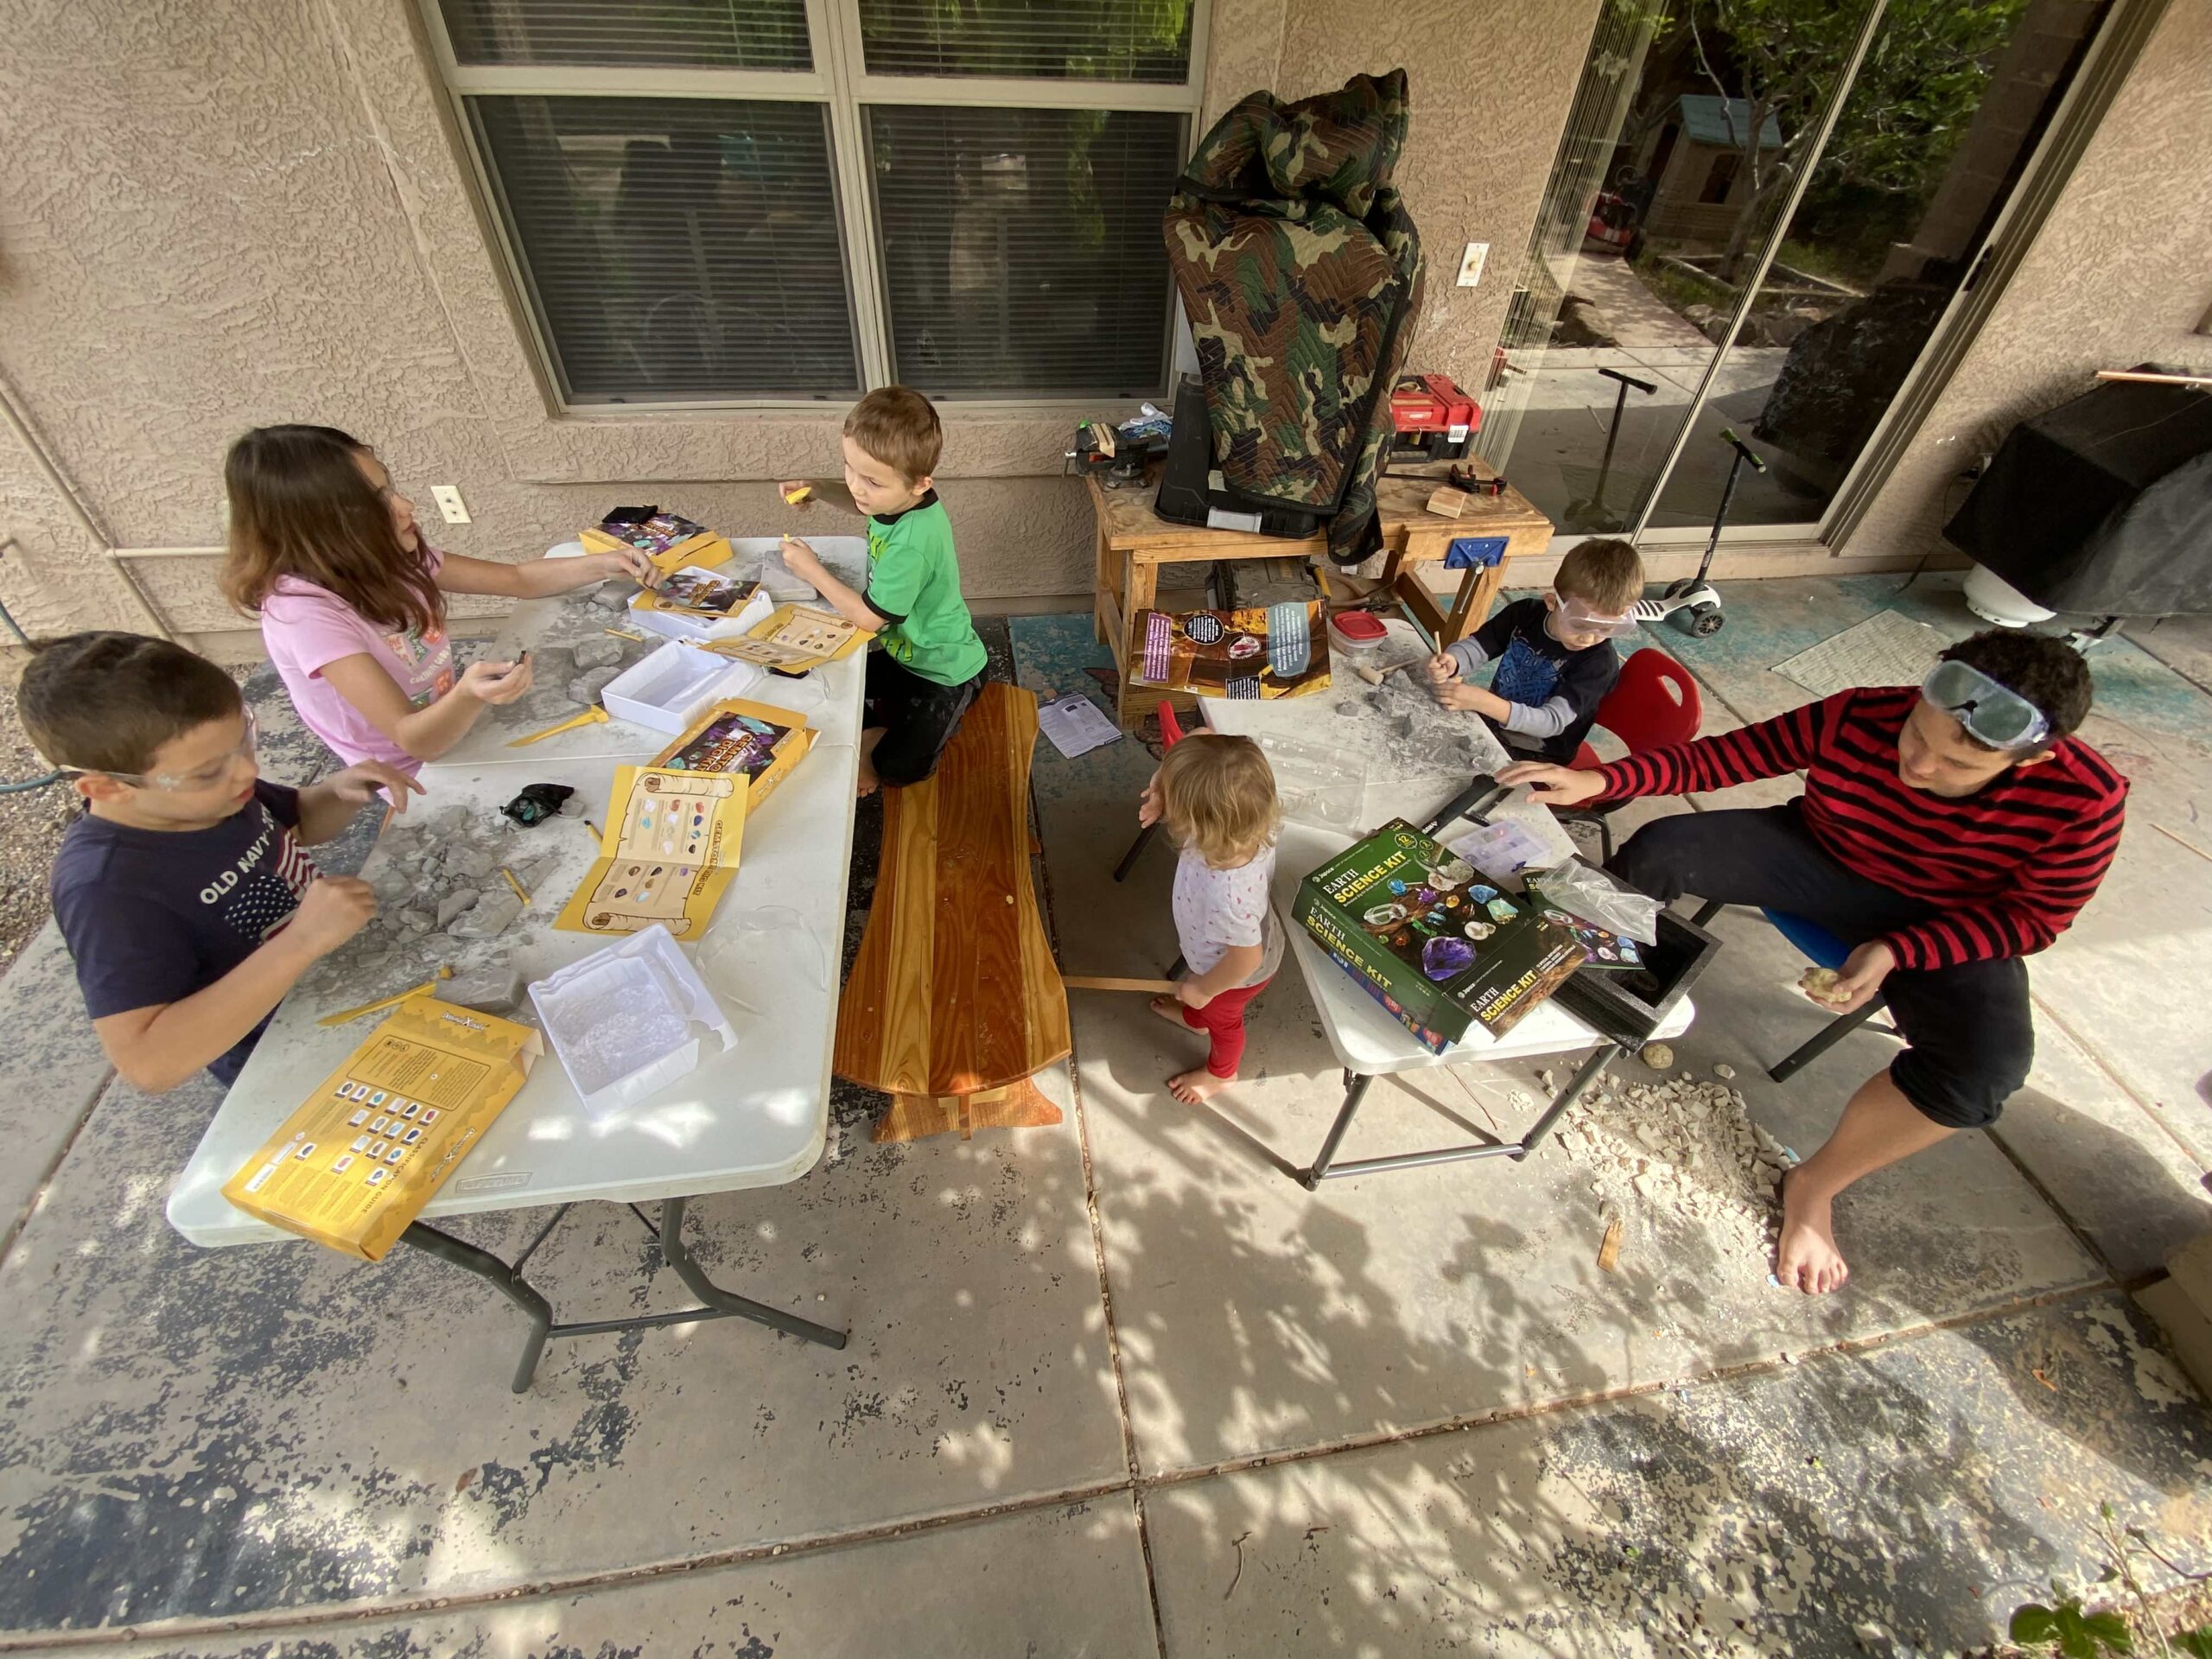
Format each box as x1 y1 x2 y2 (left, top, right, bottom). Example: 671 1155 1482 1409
1180 977 1273 1078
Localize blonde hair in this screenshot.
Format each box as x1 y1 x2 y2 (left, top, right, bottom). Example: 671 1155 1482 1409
1157 734 1279 868
843 385 943 482
1553 537 1644 613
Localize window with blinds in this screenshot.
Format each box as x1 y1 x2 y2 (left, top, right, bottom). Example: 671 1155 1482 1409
868 107 1184 397
429 0 1202 405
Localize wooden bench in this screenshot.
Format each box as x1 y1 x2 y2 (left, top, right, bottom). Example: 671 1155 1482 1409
832 682 1071 1141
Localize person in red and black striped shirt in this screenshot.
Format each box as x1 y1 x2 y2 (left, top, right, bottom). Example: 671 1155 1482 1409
1500 630 2126 1297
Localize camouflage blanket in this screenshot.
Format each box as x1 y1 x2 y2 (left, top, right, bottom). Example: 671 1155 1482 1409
1164 69 1423 566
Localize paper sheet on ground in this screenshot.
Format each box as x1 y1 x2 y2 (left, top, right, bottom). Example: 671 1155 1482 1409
1773 609 1948 698
1038 693 1122 759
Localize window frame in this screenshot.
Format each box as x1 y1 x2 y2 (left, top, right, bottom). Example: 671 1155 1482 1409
419 0 1211 413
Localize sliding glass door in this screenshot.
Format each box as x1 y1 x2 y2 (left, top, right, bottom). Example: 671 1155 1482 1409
1482 0 2108 543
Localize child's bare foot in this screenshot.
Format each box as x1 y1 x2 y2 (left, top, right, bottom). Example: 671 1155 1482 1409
1148 995 1193 1032
1775 1165 1850 1294
855 753 880 798
1168 1067 1230 1104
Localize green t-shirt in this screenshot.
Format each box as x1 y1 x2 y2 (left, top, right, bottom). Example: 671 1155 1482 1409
864 492 987 687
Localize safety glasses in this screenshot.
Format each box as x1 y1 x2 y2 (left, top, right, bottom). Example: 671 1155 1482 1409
1552 594 1641 640
68 708 260 792
1921 659 2050 751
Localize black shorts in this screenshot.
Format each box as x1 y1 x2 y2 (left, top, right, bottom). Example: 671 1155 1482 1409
864 652 984 787
1611 804 2032 1130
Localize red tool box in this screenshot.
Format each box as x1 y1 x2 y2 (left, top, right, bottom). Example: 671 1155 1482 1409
1389 375 1481 461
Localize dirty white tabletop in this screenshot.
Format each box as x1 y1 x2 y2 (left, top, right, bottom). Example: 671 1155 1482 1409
1205 669 1692 1079
168 647 864 1249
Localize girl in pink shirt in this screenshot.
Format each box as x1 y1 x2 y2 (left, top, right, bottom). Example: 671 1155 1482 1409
221 425 656 772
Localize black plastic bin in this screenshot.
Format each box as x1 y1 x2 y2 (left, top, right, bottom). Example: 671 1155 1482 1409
1550 907 1723 1047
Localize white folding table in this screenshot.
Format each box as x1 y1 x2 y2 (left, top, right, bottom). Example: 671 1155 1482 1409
1196 688 1696 1187
168 572 868 1390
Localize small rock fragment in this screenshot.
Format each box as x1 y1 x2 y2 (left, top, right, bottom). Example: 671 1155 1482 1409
443 955 524 1014
1800 965 1843 1000
1714 1063 1735 1080
590 581 640 611
436 889 480 925
397 907 434 931
569 664 624 704
571 635 623 671
557 796 588 817
448 891 523 939
1639 1041 1674 1071
448 846 498 880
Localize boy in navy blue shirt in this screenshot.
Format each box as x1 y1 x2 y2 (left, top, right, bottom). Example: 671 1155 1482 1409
1424 537 1646 763
21 632 418 1092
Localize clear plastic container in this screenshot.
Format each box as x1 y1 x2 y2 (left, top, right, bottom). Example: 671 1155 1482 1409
528 925 736 1121
600 640 763 734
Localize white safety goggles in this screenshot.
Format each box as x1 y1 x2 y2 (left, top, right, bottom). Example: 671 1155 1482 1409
1551 594 1641 640
1921 658 2051 751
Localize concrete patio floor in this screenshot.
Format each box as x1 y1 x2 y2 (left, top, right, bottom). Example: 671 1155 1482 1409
1 585 2208 1656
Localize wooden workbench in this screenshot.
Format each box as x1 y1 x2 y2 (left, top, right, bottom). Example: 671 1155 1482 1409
1087 462 1552 729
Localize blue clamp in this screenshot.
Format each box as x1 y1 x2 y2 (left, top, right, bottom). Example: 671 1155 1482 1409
1446 536 1509 571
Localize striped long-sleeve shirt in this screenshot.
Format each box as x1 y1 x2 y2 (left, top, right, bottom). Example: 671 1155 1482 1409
1595 685 2127 972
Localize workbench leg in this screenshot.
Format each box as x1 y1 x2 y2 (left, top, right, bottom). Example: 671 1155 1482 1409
1512 1043 1620 1160
1444 560 1507 644
658 1197 849 1351
401 1221 556 1394
1302 1070 1376 1190
1117 553 1159 731
1093 523 1116 649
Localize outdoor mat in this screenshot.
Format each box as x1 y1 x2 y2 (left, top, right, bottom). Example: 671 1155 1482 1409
1773 608 1948 698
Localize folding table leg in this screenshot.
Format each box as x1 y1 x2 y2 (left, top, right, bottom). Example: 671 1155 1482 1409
401 1221 556 1395
1302 1070 1375 1190
1511 1042 1620 1159
658 1197 849 1351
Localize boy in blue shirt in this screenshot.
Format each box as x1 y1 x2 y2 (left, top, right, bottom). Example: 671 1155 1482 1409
779 386 988 796
21 632 416 1092
1424 537 1645 763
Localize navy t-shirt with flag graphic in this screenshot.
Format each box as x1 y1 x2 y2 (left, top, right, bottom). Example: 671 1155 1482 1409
51 781 320 1084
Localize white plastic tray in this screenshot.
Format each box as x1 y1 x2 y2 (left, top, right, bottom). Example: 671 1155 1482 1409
528 924 737 1122
600 639 764 735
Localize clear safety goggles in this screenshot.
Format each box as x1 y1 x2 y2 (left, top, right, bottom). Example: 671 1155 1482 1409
1921 658 2050 751
67 708 259 792
1551 594 1641 640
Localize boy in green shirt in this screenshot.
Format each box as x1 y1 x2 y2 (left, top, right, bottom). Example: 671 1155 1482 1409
780 386 988 796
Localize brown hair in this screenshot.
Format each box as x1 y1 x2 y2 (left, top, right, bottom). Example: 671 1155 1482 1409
843 386 943 482
17 632 243 774
1157 734 1279 869
1553 537 1644 613
220 425 443 638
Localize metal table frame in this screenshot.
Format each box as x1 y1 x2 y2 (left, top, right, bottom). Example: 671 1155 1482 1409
403 1195 847 1394
1300 1041 1622 1188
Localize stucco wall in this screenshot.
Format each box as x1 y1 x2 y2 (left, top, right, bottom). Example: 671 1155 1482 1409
1270 0 1602 406
1843 0 2212 565
0 0 1600 640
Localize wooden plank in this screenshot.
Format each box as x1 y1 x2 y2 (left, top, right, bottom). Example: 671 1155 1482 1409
833 683 1071 1103
873 1077 1065 1144
1063 976 1180 995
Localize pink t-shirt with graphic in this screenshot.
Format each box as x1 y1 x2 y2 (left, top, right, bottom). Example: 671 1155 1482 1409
258 546 454 774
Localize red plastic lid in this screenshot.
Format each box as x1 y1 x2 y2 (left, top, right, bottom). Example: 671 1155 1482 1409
1330 611 1388 642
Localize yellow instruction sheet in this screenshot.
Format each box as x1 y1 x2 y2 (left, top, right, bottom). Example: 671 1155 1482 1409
555 766 749 940
703 603 871 672
222 998 541 1261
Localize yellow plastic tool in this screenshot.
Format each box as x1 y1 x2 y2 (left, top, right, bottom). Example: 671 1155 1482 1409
506 705 611 747
318 966 453 1028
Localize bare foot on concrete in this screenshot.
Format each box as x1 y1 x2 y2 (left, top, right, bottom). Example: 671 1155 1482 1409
855 753 880 798
1168 1067 1230 1104
1148 995 1194 1032
1776 1165 1850 1294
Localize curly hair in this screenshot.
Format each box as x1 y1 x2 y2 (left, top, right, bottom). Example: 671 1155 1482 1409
1940 628 2094 746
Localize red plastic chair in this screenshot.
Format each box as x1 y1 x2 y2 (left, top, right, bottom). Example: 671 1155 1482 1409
1560 648 1701 862
1112 701 1188 881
